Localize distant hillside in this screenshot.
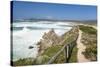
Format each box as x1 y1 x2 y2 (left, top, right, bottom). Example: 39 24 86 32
13 18 97 24
74 20 97 25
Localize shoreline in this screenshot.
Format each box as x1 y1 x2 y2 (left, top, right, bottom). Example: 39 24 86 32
12 23 73 61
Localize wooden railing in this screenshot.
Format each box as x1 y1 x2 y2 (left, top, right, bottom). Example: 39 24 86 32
47 33 79 64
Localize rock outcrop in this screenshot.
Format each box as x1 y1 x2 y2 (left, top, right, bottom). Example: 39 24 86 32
37 26 79 54
37 29 62 53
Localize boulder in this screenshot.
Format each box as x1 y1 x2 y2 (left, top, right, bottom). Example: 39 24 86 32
28 46 34 49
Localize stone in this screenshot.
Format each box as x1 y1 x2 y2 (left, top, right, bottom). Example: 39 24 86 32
28 46 34 49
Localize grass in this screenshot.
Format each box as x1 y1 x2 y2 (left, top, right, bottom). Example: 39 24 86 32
42 45 63 57
35 55 50 64
53 51 65 63
41 39 78 63
68 45 78 63
41 44 78 64
12 58 35 66
79 25 97 61
79 25 97 34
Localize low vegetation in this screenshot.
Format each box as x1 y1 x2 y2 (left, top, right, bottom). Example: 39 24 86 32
79 25 97 34
42 45 62 57
79 25 97 61
40 43 78 64
41 45 65 64
68 45 78 63
12 58 35 66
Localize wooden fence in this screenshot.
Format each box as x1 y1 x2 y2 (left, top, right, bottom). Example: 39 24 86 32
47 34 78 64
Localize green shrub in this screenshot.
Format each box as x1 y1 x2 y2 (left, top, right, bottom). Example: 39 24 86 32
83 45 97 61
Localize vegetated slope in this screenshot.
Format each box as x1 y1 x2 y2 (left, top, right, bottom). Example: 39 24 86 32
79 25 97 61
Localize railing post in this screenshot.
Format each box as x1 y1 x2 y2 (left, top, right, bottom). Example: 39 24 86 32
65 45 69 63
67 45 69 58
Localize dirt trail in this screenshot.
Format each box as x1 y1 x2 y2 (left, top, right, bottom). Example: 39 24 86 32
77 30 90 62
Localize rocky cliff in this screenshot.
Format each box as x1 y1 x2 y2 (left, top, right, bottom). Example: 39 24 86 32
37 29 62 53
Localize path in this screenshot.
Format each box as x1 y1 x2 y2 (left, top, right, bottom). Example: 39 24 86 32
77 30 90 62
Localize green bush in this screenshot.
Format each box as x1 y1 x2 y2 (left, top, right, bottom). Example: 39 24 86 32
82 45 97 61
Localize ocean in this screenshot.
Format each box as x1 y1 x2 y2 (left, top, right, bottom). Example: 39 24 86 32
12 21 73 61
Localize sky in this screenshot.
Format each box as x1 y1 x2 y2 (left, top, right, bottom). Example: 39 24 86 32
12 1 97 20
